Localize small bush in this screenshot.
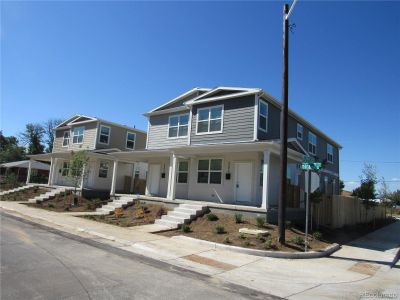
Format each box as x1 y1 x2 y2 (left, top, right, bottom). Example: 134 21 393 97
265 237 273 248
215 224 225 234
206 213 219 221
48 204 55 208
256 233 266 242
291 236 304 245
224 237 231 244
181 224 191 233
234 213 243 224
285 220 292 228
239 233 246 239
156 207 167 217
244 239 251 247
312 231 322 240
256 217 266 227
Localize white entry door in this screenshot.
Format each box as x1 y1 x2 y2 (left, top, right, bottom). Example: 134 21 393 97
148 164 161 195
234 162 253 203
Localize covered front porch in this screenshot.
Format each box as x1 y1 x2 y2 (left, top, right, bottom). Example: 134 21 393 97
112 141 305 209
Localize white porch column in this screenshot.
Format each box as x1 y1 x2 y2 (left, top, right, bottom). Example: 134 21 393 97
48 157 54 185
110 160 119 197
261 150 271 209
80 164 86 189
167 153 177 200
26 160 33 184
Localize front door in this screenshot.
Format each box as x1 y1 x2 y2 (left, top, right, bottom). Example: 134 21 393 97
148 164 161 196
234 162 253 203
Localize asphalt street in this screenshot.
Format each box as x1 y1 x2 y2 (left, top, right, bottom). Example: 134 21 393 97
0 213 277 300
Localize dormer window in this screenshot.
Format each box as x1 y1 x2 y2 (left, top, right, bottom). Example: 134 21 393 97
72 127 84 144
258 100 268 132
308 132 317 155
168 114 189 138
62 131 70 147
99 125 110 145
297 123 303 140
196 105 223 134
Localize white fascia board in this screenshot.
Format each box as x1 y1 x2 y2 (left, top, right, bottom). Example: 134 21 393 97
144 106 189 117
185 91 259 106
66 119 98 126
186 87 261 104
55 115 82 128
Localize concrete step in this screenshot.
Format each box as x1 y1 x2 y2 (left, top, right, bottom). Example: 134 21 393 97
96 207 112 214
161 215 190 224
168 211 194 219
174 207 199 215
154 219 179 228
180 204 205 211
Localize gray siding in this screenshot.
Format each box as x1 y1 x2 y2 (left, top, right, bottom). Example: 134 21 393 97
96 122 146 151
53 122 97 153
147 111 190 149
257 100 281 140
190 96 255 145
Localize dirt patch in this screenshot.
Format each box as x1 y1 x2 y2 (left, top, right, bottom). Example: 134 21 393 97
80 201 169 227
25 194 107 212
182 254 236 271
0 187 50 202
349 262 380 276
160 212 330 252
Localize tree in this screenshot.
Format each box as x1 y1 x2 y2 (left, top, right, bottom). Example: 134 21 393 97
352 164 377 225
0 131 26 163
379 177 391 218
43 119 63 153
19 123 45 155
339 180 345 193
65 151 89 205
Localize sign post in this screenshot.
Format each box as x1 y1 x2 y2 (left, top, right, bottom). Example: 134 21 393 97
298 156 322 252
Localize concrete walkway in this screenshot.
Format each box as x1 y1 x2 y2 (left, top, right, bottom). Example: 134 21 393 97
1 201 399 299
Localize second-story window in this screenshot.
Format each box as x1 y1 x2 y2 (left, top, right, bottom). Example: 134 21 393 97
308 132 317 155
72 127 84 144
297 123 303 140
126 132 136 149
259 100 268 132
197 105 223 134
99 125 110 145
62 131 70 147
327 143 334 163
168 114 189 138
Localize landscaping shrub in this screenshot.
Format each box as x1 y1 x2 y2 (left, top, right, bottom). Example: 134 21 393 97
234 213 243 223
244 239 251 247
239 233 246 239
206 213 218 221
265 237 273 248
181 224 191 233
291 236 304 245
256 233 266 242
256 216 266 227
215 224 225 234
156 207 167 217
312 231 322 240
224 237 231 244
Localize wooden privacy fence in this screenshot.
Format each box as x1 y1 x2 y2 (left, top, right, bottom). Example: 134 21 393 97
312 195 386 229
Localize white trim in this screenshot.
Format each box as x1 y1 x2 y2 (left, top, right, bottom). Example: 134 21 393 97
167 113 189 139
145 120 150 150
253 95 258 140
187 109 193 145
67 119 97 126
185 87 260 105
258 98 268 133
186 91 259 106
72 126 85 145
98 124 111 145
261 150 271 209
93 122 99 149
297 123 303 141
195 104 224 135
110 160 119 196
125 131 136 150
196 158 224 185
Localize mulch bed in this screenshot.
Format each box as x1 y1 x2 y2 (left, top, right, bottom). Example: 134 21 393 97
81 201 169 227
0 187 51 202
160 212 330 252
25 194 107 212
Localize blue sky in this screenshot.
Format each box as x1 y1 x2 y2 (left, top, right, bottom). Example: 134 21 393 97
1 1 399 192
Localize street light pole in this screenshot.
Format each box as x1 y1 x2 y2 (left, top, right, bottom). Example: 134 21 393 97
278 3 290 244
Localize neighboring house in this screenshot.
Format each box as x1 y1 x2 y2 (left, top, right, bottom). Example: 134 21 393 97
0 160 50 183
28 115 147 195
111 86 342 211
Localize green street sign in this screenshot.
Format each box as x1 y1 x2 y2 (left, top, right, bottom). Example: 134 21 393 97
298 162 322 170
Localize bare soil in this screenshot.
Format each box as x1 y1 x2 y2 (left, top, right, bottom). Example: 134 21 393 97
160 212 330 252
81 201 169 227
1 187 50 202
26 194 107 212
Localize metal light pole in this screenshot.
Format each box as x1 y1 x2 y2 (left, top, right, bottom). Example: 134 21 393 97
278 0 297 244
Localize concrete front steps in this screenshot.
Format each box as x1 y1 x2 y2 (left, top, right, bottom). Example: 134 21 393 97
0 185 33 197
95 196 137 215
154 203 207 229
28 187 72 203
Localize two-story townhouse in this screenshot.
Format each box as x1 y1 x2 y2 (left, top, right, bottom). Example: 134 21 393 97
28 115 147 196
111 87 342 212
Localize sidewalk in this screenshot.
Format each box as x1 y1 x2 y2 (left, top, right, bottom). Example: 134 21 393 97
1 201 399 299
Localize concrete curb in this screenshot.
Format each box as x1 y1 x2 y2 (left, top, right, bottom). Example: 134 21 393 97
172 236 341 259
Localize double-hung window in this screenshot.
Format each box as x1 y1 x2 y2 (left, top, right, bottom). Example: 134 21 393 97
126 132 136 149
62 131 70 147
259 100 268 132
297 123 303 140
72 127 84 144
168 114 189 138
308 132 317 155
197 105 223 134
327 144 334 163
98 161 109 178
61 161 70 176
99 125 110 145
177 161 189 183
197 159 222 184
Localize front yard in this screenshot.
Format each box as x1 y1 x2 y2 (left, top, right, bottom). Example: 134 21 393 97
26 194 107 212
160 212 330 252
81 201 169 227
1 186 51 202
